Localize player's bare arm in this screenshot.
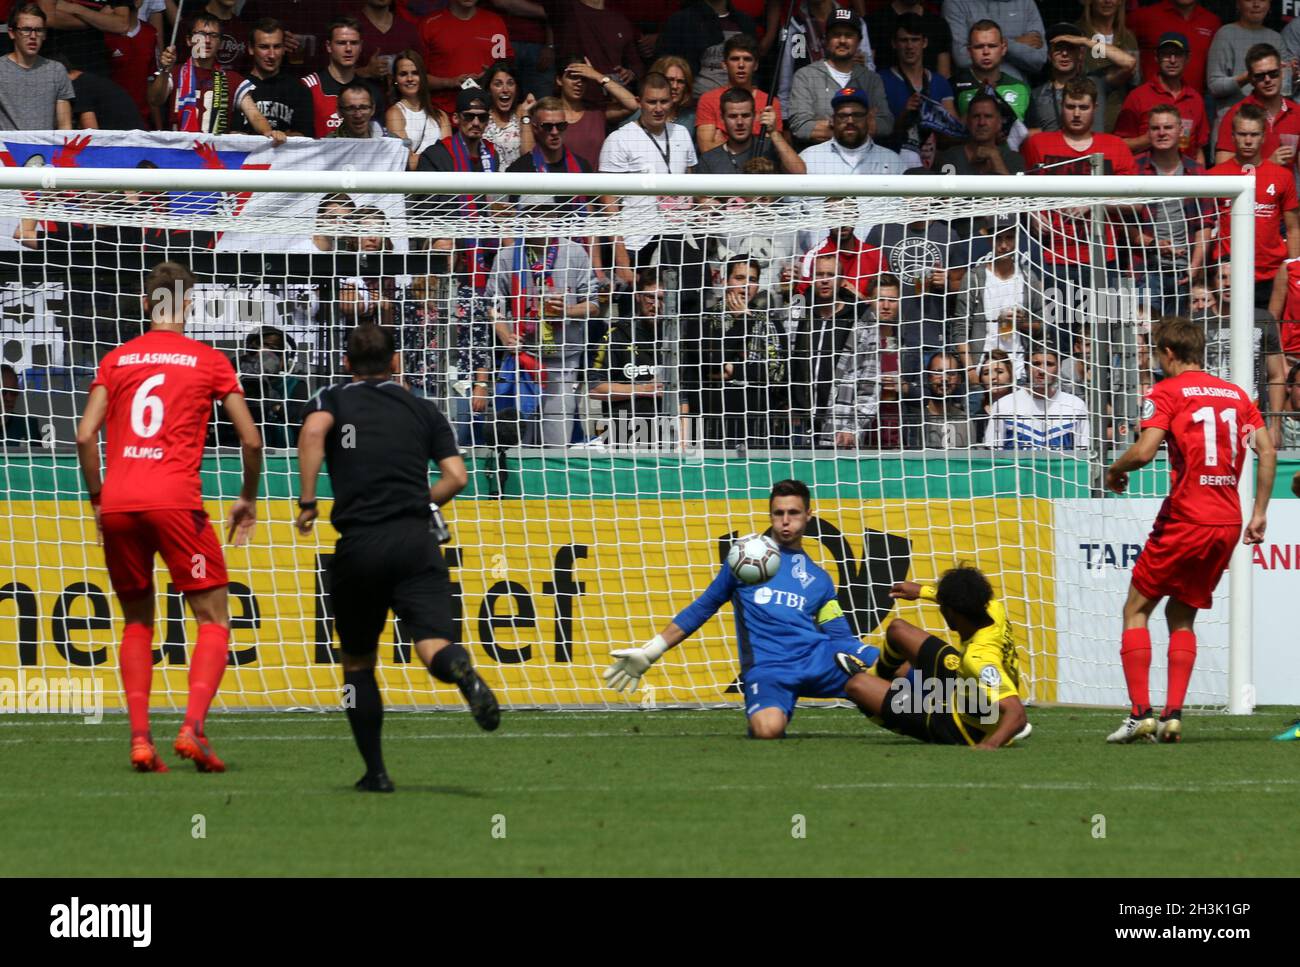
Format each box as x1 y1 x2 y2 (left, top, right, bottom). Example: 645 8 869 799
1105 426 1167 493
974 695 1028 750
429 454 468 508
295 409 332 535
221 392 263 546
1245 417 1276 544
74 384 110 542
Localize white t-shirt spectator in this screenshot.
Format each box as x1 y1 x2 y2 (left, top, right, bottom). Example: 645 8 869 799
984 386 1089 450
598 120 697 252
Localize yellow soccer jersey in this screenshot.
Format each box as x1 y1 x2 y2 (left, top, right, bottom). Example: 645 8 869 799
920 584 1022 731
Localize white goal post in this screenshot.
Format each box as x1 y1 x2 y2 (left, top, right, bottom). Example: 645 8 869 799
0 164 1259 713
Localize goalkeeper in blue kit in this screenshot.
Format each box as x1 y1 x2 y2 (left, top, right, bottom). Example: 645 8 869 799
603 479 880 738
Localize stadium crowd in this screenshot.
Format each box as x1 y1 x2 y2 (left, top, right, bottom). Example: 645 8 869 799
3 0 1300 452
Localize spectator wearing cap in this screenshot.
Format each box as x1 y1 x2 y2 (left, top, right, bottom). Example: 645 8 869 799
935 93 1025 175
1026 23 1107 135
696 33 782 152
0 4 72 131
418 85 501 271
1214 42 1300 166
1131 0 1222 98
878 12 957 169
799 86 905 175
787 10 894 149
1115 34 1207 161
1208 0 1281 125
868 0 953 77
697 87 805 174
419 0 512 116
655 0 758 99
1074 0 1138 133
775 1 875 106
943 0 1047 78
950 19 1031 150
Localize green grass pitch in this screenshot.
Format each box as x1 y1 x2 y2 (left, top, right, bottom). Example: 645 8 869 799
2 706 1299 876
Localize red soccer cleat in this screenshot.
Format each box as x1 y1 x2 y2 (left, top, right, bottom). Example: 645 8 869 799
174 726 226 773
130 737 169 773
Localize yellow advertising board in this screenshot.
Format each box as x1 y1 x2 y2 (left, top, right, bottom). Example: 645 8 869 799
0 499 1056 709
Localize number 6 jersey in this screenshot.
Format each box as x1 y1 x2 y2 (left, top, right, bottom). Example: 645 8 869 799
1140 369 1263 526
91 329 242 513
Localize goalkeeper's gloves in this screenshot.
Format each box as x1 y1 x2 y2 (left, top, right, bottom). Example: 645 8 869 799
603 634 669 693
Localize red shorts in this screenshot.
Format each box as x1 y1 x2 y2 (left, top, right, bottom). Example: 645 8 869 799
1131 516 1240 611
100 509 229 600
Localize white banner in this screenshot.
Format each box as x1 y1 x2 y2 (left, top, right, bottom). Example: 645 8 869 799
1054 500 1300 706
0 130 409 253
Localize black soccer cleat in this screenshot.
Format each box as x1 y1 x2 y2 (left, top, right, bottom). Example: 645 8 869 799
356 771 395 793
452 656 501 732
835 651 871 677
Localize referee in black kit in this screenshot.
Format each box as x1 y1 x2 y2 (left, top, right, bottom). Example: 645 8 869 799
296 324 500 793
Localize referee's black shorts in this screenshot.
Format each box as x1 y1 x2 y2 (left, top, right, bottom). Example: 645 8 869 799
328 517 455 655
877 635 986 746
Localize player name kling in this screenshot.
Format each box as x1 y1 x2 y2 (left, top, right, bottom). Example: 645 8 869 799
49 897 151 947
123 446 164 460
115 352 198 368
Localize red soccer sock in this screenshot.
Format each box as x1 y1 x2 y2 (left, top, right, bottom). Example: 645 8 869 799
1120 628 1153 716
1165 629 1198 716
119 623 155 741
183 624 230 735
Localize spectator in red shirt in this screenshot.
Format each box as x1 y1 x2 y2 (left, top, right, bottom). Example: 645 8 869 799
544 0 641 103
302 16 387 137
1207 102 1300 309
200 0 251 75
1115 32 1209 162
103 0 157 127
420 0 512 115
1022 77 1136 348
695 33 782 151
1130 0 1221 95
1214 43 1300 165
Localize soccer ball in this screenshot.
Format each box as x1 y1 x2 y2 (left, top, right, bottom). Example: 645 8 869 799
727 534 782 585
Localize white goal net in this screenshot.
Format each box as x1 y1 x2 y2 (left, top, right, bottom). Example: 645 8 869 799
0 153 1258 712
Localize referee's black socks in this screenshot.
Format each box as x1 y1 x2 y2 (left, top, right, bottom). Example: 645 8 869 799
428 643 474 684
343 669 386 777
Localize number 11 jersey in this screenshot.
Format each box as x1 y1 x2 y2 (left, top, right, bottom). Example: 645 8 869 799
1140 369 1263 526
91 329 242 513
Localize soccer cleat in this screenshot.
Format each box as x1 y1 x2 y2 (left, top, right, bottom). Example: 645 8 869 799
1013 722 1033 742
356 771 395 793
451 656 501 732
174 726 226 773
835 651 871 677
1106 711 1158 744
1158 712 1182 744
130 737 169 773
1272 718 1300 742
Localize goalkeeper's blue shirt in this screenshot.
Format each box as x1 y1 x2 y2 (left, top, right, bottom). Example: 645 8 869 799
672 545 861 675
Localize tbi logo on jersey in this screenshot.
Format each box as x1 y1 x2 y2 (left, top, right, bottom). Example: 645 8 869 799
753 586 807 610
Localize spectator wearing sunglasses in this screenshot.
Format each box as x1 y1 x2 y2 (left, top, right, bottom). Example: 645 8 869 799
506 95 596 174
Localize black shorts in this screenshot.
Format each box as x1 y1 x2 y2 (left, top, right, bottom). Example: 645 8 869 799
328 518 455 655
877 635 986 746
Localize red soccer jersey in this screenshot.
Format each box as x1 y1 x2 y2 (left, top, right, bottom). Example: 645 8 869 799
1207 158 1299 280
1131 1 1221 95
695 86 783 138
104 21 156 127
1141 369 1263 526
1280 257 1300 353
1022 132 1136 264
1113 78 1209 152
91 330 242 514
1215 96 1300 161
419 8 512 114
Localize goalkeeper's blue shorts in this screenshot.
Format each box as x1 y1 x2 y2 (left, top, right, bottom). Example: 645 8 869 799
741 641 881 720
